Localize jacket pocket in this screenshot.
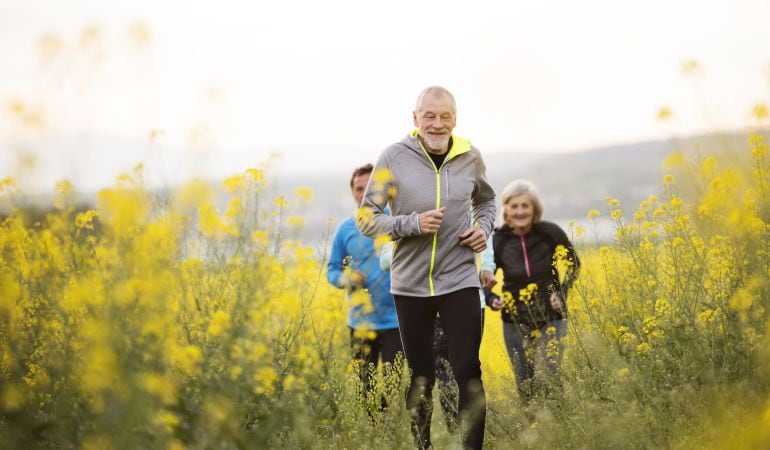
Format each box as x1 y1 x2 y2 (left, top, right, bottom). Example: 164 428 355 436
445 168 472 202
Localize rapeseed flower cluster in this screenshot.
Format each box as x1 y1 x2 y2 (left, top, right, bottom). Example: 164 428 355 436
0 164 351 448
553 134 770 447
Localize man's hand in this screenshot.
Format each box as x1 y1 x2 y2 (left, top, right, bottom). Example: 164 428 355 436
418 207 446 235
458 227 487 252
480 270 497 289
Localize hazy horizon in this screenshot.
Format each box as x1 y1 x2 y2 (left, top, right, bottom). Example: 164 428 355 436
0 126 753 195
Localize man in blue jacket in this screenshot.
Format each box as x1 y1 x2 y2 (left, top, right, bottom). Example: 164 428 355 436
327 163 402 399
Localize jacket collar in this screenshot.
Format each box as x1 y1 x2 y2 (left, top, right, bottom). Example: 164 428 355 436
408 129 472 161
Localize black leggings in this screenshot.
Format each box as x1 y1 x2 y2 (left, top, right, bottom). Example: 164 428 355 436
394 288 486 450
434 309 486 432
349 327 403 391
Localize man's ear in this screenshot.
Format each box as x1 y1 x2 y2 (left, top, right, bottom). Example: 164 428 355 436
413 111 419 127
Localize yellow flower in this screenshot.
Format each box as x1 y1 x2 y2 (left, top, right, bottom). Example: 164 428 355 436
254 366 278 394
295 187 314 204
97 186 148 236
176 179 213 210
246 167 264 183
248 342 269 363
700 157 718 177
518 284 538 304
654 298 671 316
355 206 375 226
153 411 180 432
750 134 768 159
171 345 203 377
197 203 224 238
657 107 673 121
605 196 620 208
752 103 768 120
141 372 176 405
252 230 269 246
229 366 243 381
54 179 75 210
642 317 657 335
207 310 231 337
283 374 297 391
617 368 630 379
372 167 393 183
373 234 391 251
663 151 684 168
287 216 305 228
75 210 98 230
224 196 243 219
223 174 245 192
729 287 753 312
698 308 723 332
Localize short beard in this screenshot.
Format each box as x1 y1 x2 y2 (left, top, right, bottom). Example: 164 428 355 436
423 134 450 153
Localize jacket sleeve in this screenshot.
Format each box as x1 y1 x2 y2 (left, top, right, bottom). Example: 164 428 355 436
379 241 393 272
480 235 495 272
471 151 497 238
326 223 350 289
357 150 422 239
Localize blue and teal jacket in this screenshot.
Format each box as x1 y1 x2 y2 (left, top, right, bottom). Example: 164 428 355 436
327 215 399 330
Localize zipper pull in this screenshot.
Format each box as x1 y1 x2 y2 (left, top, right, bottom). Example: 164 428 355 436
445 168 450 198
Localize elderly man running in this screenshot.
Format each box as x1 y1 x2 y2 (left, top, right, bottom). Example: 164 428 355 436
357 86 495 450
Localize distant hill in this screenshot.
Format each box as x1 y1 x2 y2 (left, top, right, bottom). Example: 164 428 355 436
277 130 766 244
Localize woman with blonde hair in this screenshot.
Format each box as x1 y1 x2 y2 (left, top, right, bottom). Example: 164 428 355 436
480 179 580 402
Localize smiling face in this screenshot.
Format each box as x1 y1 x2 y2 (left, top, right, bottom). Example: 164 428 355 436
503 193 535 234
413 92 456 154
350 172 370 206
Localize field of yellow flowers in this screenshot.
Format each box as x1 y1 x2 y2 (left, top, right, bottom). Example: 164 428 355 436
1 135 768 449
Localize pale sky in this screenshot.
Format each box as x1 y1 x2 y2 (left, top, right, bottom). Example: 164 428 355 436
1 0 769 189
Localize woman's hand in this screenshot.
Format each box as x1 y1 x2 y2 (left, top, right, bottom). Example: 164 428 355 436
489 295 504 311
549 292 563 311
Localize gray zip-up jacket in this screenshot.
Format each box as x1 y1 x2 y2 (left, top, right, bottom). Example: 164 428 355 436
357 131 496 297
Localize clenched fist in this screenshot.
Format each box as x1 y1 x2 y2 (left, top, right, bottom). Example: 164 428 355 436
418 207 445 235
458 227 487 252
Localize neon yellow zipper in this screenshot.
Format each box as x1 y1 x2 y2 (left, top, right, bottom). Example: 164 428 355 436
418 139 443 296
413 131 472 296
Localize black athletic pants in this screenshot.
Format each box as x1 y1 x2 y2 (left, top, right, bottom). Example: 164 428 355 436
394 288 486 450
349 326 403 393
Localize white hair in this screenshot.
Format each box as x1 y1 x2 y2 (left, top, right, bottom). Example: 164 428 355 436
499 179 544 225
414 86 456 115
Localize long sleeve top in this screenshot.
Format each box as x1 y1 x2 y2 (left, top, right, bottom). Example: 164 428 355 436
327 216 399 330
357 132 496 297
